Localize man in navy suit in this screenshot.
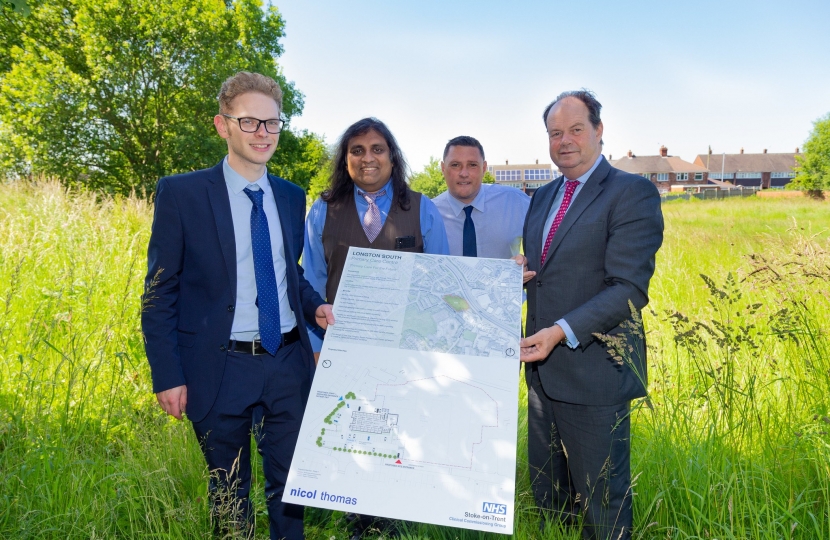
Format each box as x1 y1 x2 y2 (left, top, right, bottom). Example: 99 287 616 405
520 90 663 539
142 71 334 540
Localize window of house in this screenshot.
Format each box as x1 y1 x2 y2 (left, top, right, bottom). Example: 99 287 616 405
694 172 703 181
641 173 652 179
524 169 551 180
657 173 669 182
495 169 521 181
710 173 732 180
736 172 761 178
677 173 688 181
771 172 795 178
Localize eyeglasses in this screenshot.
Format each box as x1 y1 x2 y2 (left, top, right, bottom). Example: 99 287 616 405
222 114 287 134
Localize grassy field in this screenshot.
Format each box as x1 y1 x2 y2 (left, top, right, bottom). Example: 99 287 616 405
0 182 828 539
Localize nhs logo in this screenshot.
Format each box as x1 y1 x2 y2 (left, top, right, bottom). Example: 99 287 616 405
482 502 507 515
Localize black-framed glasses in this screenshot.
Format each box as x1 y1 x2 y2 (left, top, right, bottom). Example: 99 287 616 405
222 114 287 134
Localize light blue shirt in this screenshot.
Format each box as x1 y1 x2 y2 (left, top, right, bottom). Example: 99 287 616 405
541 154 604 349
223 158 297 340
303 179 450 350
433 183 530 259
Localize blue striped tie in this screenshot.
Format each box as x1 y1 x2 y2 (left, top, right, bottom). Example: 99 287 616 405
244 187 281 355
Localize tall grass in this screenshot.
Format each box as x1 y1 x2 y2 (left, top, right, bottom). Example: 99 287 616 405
0 183 828 539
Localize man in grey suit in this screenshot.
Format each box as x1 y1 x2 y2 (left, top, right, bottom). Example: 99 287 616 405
519 90 664 539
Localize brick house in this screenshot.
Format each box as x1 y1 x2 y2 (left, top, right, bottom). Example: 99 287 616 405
609 146 709 194
693 149 799 189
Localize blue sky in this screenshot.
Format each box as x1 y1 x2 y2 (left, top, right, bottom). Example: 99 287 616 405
274 0 830 172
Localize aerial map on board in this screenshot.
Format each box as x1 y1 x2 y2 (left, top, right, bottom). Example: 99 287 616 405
283 248 522 534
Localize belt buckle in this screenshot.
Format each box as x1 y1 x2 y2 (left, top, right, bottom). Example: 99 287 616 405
251 334 263 356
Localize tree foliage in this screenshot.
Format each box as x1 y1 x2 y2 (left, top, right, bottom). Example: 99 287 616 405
483 170 495 184
792 112 830 197
408 157 447 198
0 0 323 194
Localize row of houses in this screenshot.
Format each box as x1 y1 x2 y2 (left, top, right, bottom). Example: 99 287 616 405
490 147 801 195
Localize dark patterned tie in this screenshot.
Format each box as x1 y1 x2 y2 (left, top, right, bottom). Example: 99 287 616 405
462 205 477 257
541 180 579 265
244 187 281 355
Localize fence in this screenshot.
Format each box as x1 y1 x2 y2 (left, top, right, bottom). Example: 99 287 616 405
661 186 760 203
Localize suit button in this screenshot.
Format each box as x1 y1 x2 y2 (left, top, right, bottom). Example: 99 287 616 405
227 305 235 312
537 281 543 287
219 344 227 352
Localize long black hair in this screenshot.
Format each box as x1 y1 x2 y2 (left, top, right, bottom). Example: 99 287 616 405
322 118 411 210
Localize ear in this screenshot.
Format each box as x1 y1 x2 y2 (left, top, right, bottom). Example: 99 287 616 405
440 160 447 177
595 121 604 143
214 115 230 140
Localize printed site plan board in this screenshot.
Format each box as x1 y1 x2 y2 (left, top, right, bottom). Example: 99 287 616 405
284 248 523 534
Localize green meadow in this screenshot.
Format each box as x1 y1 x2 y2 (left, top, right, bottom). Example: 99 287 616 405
0 182 828 539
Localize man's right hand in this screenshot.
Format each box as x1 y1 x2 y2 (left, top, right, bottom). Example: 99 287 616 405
156 385 188 420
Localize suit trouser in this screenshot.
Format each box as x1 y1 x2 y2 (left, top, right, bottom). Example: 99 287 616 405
192 342 308 540
527 365 632 540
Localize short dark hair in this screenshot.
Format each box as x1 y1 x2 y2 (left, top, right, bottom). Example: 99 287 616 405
542 89 602 129
322 118 411 211
443 136 485 160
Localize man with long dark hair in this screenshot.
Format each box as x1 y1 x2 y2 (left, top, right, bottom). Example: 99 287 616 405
302 117 448 539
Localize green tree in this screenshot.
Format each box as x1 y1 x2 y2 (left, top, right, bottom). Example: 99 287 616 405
0 0 322 194
409 157 447 198
483 170 495 184
791 113 830 198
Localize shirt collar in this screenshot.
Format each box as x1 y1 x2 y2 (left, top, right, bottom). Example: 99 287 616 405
354 178 394 200
223 156 270 194
446 184 487 217
564 154 604 185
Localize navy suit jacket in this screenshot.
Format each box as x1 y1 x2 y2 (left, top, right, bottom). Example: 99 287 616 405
142 161 325 422
523 157 664 405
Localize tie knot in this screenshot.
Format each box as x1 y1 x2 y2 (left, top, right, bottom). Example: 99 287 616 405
463 205 474 218
565 180 579 192
244 186 264 208
359 189 386 204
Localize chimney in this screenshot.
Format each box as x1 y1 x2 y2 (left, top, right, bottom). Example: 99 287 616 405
535 159 538 164
740 147 744 154
609 155 612 161
763 149 767 153
505 160 508 165
627 150 633 158
660 145 668 157
796 147 800 153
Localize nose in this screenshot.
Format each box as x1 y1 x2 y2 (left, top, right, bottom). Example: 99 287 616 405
254 121 269 136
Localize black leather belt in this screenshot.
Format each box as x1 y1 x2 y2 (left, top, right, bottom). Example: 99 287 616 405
229 326 300 355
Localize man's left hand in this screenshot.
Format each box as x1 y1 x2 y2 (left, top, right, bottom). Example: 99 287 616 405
520 324 565 362
315 304 335 330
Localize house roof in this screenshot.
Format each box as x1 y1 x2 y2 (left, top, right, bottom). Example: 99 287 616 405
693 153 798 173
610 155 707 174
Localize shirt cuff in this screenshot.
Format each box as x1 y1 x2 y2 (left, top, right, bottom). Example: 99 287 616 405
556 319 579 349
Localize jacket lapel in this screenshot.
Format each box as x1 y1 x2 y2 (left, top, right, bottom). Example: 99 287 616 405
206 161 238 298
540 157 610 271
269 175 297 264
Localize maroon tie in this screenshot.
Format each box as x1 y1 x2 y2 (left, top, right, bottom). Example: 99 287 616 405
540 180 579 265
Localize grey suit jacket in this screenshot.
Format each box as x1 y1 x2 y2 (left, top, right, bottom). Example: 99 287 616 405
523 157 664 405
